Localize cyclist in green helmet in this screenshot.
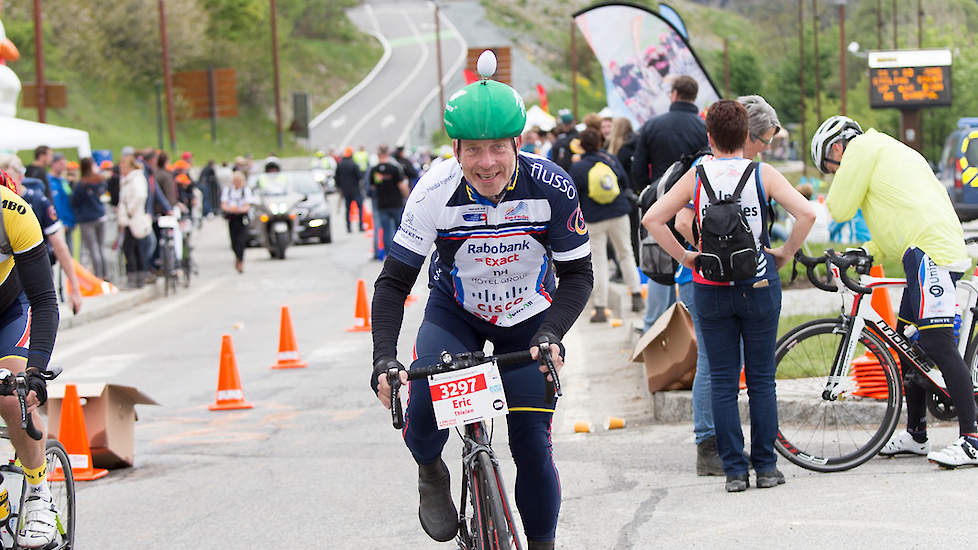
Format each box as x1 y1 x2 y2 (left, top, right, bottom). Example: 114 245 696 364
370 51 593 549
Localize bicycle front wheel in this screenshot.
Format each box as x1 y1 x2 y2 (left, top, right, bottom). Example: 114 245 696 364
45 440 76 549
471 452 520 550
774 318 902 472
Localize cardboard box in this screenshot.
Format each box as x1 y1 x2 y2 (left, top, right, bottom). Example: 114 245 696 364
631 303 697 394
44 384 159 469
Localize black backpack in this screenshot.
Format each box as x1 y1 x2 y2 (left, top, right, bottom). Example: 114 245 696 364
637 148 711 284
694 162 759 282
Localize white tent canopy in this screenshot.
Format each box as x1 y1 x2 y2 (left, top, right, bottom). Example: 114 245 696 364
0 116 92 158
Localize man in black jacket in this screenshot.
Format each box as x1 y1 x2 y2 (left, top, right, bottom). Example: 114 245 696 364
548 109 579 173
335 147 364 232
630 76 707 192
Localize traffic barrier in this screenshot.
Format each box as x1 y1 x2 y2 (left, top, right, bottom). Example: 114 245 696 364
208 334 254 410
65 259 118 297
270 306 307 369
346 279 372 332
53 384 108 481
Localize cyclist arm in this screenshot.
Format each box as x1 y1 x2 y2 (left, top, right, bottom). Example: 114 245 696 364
371 255 421 365
13 243 59 373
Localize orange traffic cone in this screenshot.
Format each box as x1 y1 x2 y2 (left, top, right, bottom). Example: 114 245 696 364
362 206 374 231
348 201 360 225
208 334 254 410
346 279 371 332
852 265 899 399
55 384 108 481
271 306 307 369
65 259 118 297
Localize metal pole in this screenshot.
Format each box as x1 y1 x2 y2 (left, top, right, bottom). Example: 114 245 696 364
158 0 177 151
155 82 164 150
799 0 807 176
840 2 846 116
270 0 283 149
723 38 730 97
434 3 445 132
32 0 45 123
570 21 578 120
813 0 822 123
208 66 217 143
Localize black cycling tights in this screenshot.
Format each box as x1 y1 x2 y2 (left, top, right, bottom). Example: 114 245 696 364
899 320 978 436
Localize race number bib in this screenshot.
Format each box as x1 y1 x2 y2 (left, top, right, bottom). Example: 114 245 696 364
429 362 508 429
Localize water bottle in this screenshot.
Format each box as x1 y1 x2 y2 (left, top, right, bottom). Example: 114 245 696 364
954 311 962 345
903 324 920 345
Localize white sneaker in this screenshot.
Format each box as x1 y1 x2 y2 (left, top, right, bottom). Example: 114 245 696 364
17 494 57 548
878 431 930 457
927 436 978 468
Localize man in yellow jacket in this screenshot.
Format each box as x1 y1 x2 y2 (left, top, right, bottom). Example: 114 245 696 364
812 115 978 468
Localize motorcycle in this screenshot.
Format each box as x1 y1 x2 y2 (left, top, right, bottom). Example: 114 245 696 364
252 179 303 259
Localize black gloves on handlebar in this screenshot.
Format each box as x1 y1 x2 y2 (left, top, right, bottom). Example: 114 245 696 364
843 247 874 275
531 330 565 359
25 369 47 406
371 357 404 395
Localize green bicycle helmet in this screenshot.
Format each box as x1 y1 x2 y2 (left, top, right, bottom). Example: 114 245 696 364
444 50 526 140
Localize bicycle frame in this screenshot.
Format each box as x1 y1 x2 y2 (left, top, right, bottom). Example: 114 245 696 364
823 263 978 401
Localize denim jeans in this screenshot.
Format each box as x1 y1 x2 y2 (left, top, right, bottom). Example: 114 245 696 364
694 282 781 475
678 282 714 444
378 207 403 255
643 281 676 331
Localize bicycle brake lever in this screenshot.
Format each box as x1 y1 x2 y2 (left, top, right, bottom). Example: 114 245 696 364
387 367 405 430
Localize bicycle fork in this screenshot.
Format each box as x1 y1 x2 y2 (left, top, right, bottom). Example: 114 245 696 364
823 315 866 400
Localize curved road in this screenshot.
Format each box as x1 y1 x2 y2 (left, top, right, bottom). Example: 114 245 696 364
309 0 467 152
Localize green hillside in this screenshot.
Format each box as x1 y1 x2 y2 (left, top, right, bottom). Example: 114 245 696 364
484 0 978 163
1 0 381 161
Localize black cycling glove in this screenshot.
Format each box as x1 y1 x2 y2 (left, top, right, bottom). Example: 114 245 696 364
370 357 405 396
531 329 565 360
26 370 48 407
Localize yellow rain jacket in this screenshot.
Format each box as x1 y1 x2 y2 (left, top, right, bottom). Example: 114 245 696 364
825 129 967 268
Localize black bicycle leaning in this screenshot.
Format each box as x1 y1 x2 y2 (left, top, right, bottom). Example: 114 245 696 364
386 346 561 550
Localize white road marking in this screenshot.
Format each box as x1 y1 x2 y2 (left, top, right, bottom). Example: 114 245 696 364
53 278 228 362
330 115 347 129
339 9 430 147
380 114 396 128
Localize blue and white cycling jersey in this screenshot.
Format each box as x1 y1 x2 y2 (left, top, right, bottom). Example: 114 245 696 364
389 152 591 327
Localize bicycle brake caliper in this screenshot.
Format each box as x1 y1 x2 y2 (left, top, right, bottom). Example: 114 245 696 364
823 316 865 401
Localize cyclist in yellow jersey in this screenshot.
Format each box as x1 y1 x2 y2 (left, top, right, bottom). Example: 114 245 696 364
813 116 978 468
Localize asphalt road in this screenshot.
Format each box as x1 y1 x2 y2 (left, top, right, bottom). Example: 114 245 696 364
308 0 467 152
41 204 976 549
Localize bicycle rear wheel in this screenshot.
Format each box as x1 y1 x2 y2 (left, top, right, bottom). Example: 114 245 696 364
774 318 902 472
45 440 75 549
471 452 520 550
161 244 175 297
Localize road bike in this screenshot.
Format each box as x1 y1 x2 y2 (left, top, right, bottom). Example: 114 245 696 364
0 367 74 549
773 248 978 472
386 346 561 550
177 214 196 289
157 216 182 296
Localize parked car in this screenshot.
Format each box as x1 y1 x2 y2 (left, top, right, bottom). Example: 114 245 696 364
938 117 978 221
246 170 332 247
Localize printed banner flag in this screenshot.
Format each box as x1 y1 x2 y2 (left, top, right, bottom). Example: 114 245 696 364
658 3 688 41
574 3 720 128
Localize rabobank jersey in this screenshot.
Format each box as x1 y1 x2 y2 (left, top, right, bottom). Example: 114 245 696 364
390 152 591 326
692 157 778 286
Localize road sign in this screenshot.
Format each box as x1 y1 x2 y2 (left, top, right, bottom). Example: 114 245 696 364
173 68 238 119
868 49 952 109
466 47 511 85
21 83 67 109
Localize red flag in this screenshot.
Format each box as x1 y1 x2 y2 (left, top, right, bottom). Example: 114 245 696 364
537 84 549 114
463 69 479 85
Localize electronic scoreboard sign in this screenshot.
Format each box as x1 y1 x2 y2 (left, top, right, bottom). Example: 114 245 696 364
868 49 952 109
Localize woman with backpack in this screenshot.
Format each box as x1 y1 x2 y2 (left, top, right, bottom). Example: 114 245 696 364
642 100 816 492
569 128 644 322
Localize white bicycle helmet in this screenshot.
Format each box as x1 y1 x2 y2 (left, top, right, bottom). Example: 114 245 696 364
811 115 863 173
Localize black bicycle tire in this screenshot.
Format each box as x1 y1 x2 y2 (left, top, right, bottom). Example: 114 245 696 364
161 244 174 297
472 452 516 550
773 318 902 472
44 440 75 549
182 247 192 289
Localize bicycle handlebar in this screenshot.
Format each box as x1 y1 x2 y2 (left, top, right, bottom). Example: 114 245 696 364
794 249 874 295
0 366 61 441
387 349 544 430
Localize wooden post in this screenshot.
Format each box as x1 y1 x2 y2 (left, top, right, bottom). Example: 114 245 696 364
723 38 730 97
208 66 218 143
900 109 922 151
32 0 45 123
892 0 897 49
158 0 177 151
799 0 807 175
839 2 846 116
813 0 822 123
877 0 883 49
155 82 164 150
270 0 283 149
917 0 922 48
